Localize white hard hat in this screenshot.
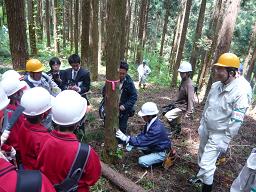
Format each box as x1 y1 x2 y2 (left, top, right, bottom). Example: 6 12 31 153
52 90 87 126
2 70 22 80
0 86 10 110
138 102 159 116
1 77 26 96
21 87 53 116
178 61 192 72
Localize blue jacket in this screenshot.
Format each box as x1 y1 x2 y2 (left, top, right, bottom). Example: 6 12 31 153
129 118 171 152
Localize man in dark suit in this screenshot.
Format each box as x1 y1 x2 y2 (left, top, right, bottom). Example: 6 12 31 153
47 57 65 90
62 54 91 105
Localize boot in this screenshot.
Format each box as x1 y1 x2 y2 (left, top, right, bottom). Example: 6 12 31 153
202 184 212 192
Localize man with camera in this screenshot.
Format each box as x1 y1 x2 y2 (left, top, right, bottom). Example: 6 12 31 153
62 54 91 105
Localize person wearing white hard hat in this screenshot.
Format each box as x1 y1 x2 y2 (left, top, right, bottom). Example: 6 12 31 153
163 61 195 134
0 77 27 163
137 59 151 89
36 90 101 192
18 87 54 170
116 102 172 168
0 86 10 145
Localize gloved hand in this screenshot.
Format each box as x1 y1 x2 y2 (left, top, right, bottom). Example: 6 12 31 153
116 130 130 143
10 147 16 159
217 139 229 153
1 130 10 146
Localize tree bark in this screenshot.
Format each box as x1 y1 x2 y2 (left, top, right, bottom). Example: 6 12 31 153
125 0 132 59
171 0 192 87
197 0 223 90
69 0 74 52
244 22 256 76
101 161 146 192
81 0 90 68
119 1 127 60
27 0 37 56
135 0 147 64
52 0 60 53
91 0 99 81
74 0 79 54
103 0 123 164
203 0 241 102
45 0 51 47
36 0 43 43
189 0 206 77
5 0 28 70
246 48 256 81
159 0 171 57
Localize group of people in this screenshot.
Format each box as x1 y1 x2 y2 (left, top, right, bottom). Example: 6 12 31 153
0 54 100 191
0 52 255 192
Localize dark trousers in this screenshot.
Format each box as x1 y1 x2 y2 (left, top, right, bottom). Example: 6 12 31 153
118 112 129 144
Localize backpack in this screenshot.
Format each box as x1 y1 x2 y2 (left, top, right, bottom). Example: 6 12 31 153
54 143 90 192
0 164 42 192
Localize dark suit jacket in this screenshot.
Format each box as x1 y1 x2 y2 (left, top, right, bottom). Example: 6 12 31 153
47 70 65 90
62 68 91 95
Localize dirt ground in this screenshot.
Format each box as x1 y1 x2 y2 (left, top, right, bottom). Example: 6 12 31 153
84 81 256 192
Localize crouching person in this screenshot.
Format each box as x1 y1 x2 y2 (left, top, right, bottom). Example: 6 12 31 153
36 90 101 192
116 102 172 168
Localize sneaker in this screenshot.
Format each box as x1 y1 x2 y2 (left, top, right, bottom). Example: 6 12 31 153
188 176 202 185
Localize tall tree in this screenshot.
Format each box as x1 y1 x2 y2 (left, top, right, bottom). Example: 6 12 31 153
197 0 223 89
27 0 37 56
244 22 256 76
159 0 171 57
171 0 192 87
103 0 123 164
90 0 99 81
69 0 74 52
125 0 132 58
119 1 127 60
246 48 256 82
36 0 43 43
74 0 79 54
81 0 90 67
189 0 206 77
63 0 70 48
203 0 241 101
52 0 60 53
45 0 51 47
5 0 28 70
135 0 147 64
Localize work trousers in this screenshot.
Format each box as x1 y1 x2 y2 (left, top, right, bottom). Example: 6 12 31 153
196 125 225 185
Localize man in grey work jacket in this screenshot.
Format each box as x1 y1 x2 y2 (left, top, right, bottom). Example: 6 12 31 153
189 53 252 192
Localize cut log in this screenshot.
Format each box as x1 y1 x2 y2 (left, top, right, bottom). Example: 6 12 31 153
100 161 146 192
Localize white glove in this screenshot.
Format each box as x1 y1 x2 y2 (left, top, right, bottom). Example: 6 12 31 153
217 139 229 153
116 130 130 143
10 147 16 159
1 130 10 146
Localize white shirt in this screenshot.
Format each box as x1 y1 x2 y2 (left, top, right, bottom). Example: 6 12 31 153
137 64 151 76
146 116 158 132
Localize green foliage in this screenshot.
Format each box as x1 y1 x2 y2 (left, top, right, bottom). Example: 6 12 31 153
0 26 10 57
108 147 124 160
91 177 110 192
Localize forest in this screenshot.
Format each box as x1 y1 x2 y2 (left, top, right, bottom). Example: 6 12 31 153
0 0 256 191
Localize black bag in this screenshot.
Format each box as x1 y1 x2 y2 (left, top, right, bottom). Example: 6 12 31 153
162 103 176 116
17 170 42 192
54 143 90 192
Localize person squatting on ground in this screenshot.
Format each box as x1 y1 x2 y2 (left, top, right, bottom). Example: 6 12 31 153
19 87 54 170
116 102 173 168
189 53 252 192
164 61 195 134
137 59 151 89
36 90 101 192
47 57 65 91
62 54 91 106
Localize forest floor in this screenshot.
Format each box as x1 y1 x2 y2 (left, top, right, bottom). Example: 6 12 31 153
83 80 256 192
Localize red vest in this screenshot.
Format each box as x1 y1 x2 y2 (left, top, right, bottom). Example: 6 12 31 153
0 158 56 192
19 120 52 170
37 130 101 192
